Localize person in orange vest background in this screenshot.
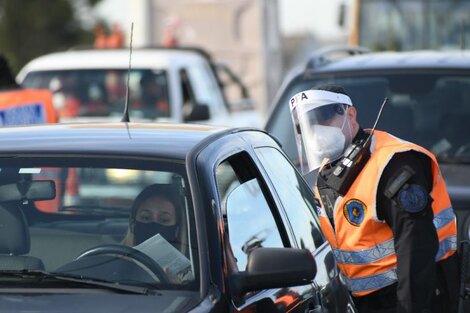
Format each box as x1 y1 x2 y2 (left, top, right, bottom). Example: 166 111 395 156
289 85 459 313
161 17 180 48
107 23 124 48
93 22 108 49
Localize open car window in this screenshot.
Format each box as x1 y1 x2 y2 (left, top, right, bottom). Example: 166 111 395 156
0 157 198 290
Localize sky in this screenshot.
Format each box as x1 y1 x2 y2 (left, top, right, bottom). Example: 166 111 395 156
93 0 349 40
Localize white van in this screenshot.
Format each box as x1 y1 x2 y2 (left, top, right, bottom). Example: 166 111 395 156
17 47 260 127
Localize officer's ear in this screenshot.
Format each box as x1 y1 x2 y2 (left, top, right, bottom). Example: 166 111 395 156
347 106 358 129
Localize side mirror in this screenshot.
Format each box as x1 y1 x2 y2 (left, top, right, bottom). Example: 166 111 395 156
230 247 316 297
184 103 210 122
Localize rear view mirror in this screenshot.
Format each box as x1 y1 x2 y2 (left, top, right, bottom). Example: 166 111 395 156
0 180 56 203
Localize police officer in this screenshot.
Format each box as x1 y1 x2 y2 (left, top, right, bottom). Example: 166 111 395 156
289 85 459 313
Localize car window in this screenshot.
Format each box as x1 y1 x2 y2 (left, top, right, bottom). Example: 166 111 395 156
255 147 324 252
268 71 470 164
215 153 286 271
22 69 170 120
0 157 197 290
186 62 225 115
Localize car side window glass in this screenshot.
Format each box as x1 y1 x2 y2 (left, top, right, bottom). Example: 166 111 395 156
186 63 223 114
215 153 285 271
255 147 324 252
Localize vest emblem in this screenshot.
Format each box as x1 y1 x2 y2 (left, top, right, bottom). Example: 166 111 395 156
344 199 367 226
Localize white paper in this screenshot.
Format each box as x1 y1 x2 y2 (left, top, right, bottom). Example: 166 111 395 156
134 234 193 283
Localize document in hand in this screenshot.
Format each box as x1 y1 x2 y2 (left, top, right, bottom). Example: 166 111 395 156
134 234 193 282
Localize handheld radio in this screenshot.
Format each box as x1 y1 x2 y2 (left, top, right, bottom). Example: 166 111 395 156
323 97 388 195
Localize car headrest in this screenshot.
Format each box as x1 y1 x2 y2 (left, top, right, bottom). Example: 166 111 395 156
0 204 30 255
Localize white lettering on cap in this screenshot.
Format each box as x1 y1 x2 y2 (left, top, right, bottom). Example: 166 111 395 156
289 90 353 112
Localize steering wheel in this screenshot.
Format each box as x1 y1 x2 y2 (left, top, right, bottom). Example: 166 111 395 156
76 244 170 284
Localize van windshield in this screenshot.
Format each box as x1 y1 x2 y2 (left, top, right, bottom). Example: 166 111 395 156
268 70 470 164
22 69 170 120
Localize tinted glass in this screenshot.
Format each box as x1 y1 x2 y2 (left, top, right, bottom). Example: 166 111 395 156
224 178 284 270
0 157 197 290
22 69 170 120
255 147 324 251
215 155 285 271
267 71 470 164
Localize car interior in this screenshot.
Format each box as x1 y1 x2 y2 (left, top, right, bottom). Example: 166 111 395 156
0 163 196 288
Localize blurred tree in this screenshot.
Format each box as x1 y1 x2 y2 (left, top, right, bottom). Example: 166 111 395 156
0 0 102 75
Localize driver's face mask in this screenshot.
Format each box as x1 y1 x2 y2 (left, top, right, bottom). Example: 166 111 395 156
134 221 178 245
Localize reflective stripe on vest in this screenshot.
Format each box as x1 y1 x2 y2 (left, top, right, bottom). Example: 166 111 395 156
343 236 457 293
436 235 457 261
332 207 457 265
345 268 397 293
433 206 456 230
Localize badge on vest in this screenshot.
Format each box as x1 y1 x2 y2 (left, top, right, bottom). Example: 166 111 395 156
344 199 367 226
397 184 428 213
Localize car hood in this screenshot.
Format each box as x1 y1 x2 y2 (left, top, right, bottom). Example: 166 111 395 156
0 292 199 313
440 164 470 207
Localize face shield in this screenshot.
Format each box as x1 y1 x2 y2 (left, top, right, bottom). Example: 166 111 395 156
289 90 354 174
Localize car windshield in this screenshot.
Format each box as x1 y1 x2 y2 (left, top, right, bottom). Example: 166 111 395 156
21 69 170 120
0 157 197 291
269 70 470 164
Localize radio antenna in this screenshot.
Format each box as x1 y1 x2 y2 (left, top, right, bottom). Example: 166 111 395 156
363 97 388 147
121 22 134 123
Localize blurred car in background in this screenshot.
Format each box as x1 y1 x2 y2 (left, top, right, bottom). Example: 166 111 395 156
16 47 261 127
265 46 470 243
0 122 355 312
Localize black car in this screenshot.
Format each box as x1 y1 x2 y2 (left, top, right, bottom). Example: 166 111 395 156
0 122 355 312
265 46 470 243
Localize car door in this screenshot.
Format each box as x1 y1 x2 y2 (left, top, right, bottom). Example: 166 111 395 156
214 150 320 312
253 145 357 313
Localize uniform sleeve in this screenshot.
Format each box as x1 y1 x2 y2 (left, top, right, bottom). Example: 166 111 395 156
377 151 438 313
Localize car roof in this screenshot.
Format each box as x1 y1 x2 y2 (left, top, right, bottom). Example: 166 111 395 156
311 50 470 73
0 122 228 160
17 48 209 80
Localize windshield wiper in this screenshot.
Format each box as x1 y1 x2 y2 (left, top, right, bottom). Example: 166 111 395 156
0 270 158 295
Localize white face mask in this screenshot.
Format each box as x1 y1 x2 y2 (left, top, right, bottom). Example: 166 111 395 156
309 124 346 161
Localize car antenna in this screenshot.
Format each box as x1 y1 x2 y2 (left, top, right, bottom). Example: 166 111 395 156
363 97 388 148
460 19 466 50
325 97 388 195
121 22 134 123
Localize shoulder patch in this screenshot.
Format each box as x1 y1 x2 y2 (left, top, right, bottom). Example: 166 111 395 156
397 184 428 213
344 199 367 226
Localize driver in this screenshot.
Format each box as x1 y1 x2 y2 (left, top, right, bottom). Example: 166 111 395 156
122 184 182 248
122 184 193 284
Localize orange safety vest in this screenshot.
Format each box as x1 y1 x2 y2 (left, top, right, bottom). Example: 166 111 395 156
315 130 457 297
0 89 57 125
